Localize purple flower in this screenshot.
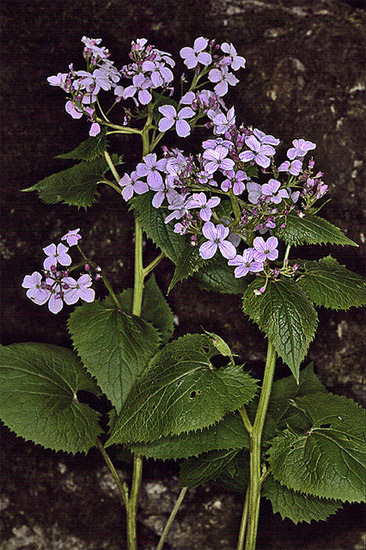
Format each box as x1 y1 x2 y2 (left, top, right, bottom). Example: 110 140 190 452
208 66 239 97
89 122 101 137
186 192 221 221
253 236 279 262
63 274 95 305
239 136 275 169
203 146 235 174
61 229 82 247
158 105 195 137
65 101 83 119
199 222 236 260
228 249 263 277
119 171 149 200
136 153 167 189
246 181 262 204
43 243 72 271
180 37 212 69
278 159 302 176
47 291 64 315
287 139 316 160
22 272 50 305
212 107 236 135
221 170 247 195
261 179 289 204
220 42 246 71
253 129 280 147
142 60 173 87
123 73 152 105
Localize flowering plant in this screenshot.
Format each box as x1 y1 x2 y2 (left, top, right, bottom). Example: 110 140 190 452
1 36 365 550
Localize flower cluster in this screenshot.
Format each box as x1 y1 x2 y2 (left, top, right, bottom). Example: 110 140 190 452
22 229 95 314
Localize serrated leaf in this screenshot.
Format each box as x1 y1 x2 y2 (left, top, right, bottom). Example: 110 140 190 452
268 392 366 502
195 254 252 294
298 256 366 310
23 155 121 209
67 298 160 413
0 343 102 454
216 449 250 493
275 212 357 247
179 449 240 488
106 334 258 446
129 412 250 460
108 275 174 344
242 279 318 381
168 244 204 294
268 363 327 430
56 129 108 161
262 474 343 524
131 193 185 263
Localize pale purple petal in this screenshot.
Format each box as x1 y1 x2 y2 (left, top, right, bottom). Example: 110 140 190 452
159 104 176 118
138 89 152 105
176 119 191 137
202 221 217 240
199 241 217 259
197 52 212 66
218 240 236 259
194 37 209 52
216 224 230 240
48 293 64 314
159 117 175 132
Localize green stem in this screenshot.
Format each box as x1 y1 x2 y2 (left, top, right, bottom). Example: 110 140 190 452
142 252 165 278
99 178 122 194
239 407 253 436
97 439 129 508
132 218 144 316
104 151 121 184
98 118 142 134
243 340 276 550
237 486 250 550
156 487 188 550
126 455 143 550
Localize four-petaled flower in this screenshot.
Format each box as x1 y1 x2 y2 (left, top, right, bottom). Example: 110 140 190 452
180 37 212 69
278 159 302 176
208 66 239 97
199 222 236 260
62 274 95 305
253 236 279 262
261 179 289 204
203 146 235 173
186 192 221 221
22 272 50 305
119 171 149 200
136 153 167 189
221 42 246 71
239 136 275 169
287 139 316 160
43 243 72 271
228 249 263 278
61 228 82 247
158 105 195 138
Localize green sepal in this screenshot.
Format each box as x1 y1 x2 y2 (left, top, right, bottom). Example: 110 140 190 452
297 256 366 310
274 212 357 247
242 278 318 382
106 334 258 446
0 343 102 454
67 297 160 414
268 392 366 502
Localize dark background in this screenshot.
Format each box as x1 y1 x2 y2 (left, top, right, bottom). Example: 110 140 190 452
1 1 365 548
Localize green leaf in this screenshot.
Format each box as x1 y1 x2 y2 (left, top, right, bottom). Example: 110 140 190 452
195 255 252 294
268 363 327 430
242 279 318 381
106 334 258 446
129 412 250 460
67 298 160 413
262 474 343 524
274 212 357 247
23 155 121 209
216 450 250 493
298 256 366 310
268 392 366 502
110 275 174 344
168 244 204 294
0 343 102 454
56 129 108 161
130 193 185 263
179 449 240 488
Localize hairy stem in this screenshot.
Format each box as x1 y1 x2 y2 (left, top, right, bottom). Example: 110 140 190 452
127 455 143 550
156 487 188 550
143 252 165 278
243 340 276 550
237 486 250 550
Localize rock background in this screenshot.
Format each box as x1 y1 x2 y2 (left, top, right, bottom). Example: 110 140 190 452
1 1 365 548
